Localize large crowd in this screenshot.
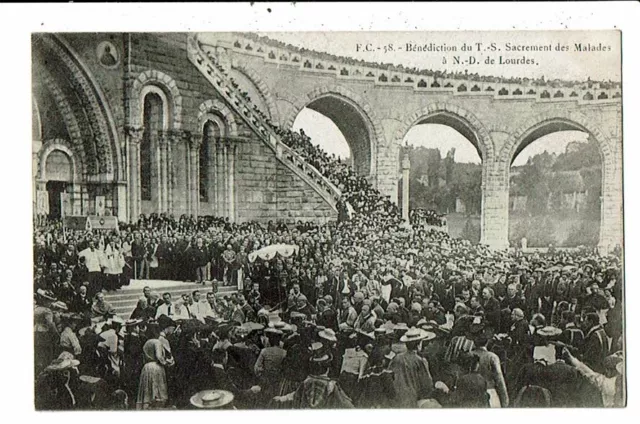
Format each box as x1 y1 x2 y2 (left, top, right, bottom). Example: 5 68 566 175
34 113 624 409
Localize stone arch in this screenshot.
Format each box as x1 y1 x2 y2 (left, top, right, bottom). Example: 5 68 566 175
281 84 386 176
230 59 280 124
37 139 82 183
42 35 120 178
38 66 89 176
394 102 495 162
197 99 239 137
498 111 615 178
131 70 183 130
498 111 619 250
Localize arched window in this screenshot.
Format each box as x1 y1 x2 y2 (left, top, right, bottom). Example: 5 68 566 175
141 92 164 201
201 120 222 202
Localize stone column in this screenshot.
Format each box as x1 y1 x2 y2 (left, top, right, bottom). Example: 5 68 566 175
221 142 228 219
158 131 169 213
210 139 218 215
228 143 236 221
125 126 143 221
173 131 191 216
190 134 203 217
481 160 510 250
215 140 222 216
598 156 623 253
401 148 410 222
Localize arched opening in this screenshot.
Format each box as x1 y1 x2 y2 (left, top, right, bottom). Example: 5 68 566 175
291 94 374 176
508 124 602 248
141 91 164 204
400 114 483 242
201 120 223 203
44 149 73 219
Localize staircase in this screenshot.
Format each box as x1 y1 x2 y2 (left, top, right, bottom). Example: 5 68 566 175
186 35 342 213
103 279 237 318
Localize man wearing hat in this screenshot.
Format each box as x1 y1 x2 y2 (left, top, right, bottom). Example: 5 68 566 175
471 325 509 407
388 327 435 408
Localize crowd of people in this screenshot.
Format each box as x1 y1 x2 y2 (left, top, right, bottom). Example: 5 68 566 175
410 209 447 228
238 33 621 90
34 55 624 408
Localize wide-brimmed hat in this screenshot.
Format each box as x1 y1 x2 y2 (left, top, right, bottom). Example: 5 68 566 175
394 322 409 331
400 327 436 343
50 301 68 311
264 327 283 336
318 328 338 342
290 312 307 320
190 390 234 409
537 326 562 337
45 357 80 372
125 318 144 327
36 289 57 302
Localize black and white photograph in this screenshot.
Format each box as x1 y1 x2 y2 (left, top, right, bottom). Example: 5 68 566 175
9 2 637 414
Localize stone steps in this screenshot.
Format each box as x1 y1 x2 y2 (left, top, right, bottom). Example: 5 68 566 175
103 279 237 318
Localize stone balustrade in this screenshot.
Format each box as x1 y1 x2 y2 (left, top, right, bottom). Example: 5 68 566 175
187 35 343 211
202 34 622 105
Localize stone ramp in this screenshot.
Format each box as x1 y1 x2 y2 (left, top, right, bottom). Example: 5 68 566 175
103 279 237 318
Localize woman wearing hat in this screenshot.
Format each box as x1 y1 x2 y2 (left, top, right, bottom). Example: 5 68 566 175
136 316 176 410
35 356 82 410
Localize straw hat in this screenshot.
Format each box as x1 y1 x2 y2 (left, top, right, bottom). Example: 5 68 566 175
537 326 562 337
125 318 144 327
318 328 338 342
45 358 80 373
400 327 436 343
190 390 234 409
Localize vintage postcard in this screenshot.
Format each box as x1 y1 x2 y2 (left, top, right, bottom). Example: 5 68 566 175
28 7 626 412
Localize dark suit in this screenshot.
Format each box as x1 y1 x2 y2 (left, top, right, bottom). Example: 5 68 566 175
582 325 608 373
482 297 501 331
69 293 92 315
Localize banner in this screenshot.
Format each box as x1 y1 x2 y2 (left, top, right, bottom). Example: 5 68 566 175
88 216 119 231
95 196 105 216
36 191 49 215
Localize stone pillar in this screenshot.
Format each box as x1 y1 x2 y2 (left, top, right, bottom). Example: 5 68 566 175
125 126 143 222
167 131 179 215
228 143 236 221
210 139 218 215
401 148 410 222
221 142 228 219
215 140 222 216
598 158 623 253
158 131 169 213
480 160 510 250
173 131 190 216
190 135 203 217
